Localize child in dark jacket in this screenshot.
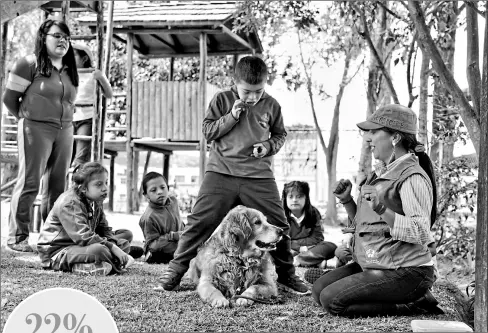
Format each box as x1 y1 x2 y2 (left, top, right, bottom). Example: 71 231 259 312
283 181 348 268
139 172 184 264
37 162 140 276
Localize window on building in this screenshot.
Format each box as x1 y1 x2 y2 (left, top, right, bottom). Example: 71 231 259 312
175 175 185 183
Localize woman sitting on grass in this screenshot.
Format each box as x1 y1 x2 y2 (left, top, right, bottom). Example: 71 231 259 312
37 162 142 276
283 181 347 270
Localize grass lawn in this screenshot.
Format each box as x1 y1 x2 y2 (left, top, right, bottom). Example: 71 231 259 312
0 202 468 332
1 248 462 333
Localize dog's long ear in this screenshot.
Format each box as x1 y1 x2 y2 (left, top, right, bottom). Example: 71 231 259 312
219 209 253 251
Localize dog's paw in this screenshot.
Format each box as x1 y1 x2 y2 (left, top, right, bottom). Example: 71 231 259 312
236 297 254 307
210 297 230 308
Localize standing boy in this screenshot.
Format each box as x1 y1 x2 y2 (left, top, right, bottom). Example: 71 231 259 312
139 172 184 264
158 56 309 294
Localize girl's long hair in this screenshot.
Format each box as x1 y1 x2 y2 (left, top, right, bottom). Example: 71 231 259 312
385 128 438 226
282 181 318 229
34 19 79 86
71 162 107 197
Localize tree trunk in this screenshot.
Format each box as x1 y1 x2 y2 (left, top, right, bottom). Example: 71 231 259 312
325 54 351 222
429 2 458 164
408 0 480 156
474 3 488 331
357 2 390 185
418 51 429 147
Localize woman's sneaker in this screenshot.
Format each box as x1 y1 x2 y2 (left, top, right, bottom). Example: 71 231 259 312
304 268 331 284
72 262 112 276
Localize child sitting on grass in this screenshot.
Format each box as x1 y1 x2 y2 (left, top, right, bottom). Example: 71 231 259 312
37 162 142 276
139 172 184 264
283 181 346 269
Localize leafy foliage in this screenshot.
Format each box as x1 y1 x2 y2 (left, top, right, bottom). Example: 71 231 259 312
433 157 477 261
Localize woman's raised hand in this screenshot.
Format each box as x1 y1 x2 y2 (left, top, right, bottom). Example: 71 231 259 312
333 179 352 201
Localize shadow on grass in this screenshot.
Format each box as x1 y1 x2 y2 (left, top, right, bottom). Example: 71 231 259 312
1 248 460 332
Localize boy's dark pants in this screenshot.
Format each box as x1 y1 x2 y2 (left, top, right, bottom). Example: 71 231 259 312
168 172 295 277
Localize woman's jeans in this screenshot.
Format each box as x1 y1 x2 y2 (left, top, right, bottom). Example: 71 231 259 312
312 262 435 317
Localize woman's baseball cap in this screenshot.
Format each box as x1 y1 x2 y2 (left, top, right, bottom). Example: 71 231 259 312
356 104 418 135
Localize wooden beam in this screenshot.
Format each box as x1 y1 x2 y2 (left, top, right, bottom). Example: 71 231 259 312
150 34 180 53
134 34 149 54
112 34 144 54
61 1 70 23
199 32 207 185
139 50 252 59
112 28 220 35
169 57 175 80
99 0 114 159
126 32 134 214
1 1 50 23
133 150 140 212
91 0 104 162
163 154 170 184
220 25 254 53
108 153 116 212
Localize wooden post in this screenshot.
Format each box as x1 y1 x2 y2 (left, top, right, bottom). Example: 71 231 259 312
474 6 488 331
133 150 140 212
138 151 152 199
126 33 134 214
108 153 115 212
169 57 174 80
99 1 115 157
0 22 6 143
163 153 170 183
91 0 104 162
61 0 70 23
198 32 207 185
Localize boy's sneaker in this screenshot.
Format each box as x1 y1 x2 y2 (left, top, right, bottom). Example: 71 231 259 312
154 267 183 291
277 273 311 295
72 262 112 276
7 239 34 252
129 246 144 259
304 268 331 284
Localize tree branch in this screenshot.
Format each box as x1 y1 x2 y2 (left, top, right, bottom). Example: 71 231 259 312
464 1 486 18
466 2 482 118
407 30 419 106
296 28 328 158
374 0 409 23
407 0 480 156
350 2 400 104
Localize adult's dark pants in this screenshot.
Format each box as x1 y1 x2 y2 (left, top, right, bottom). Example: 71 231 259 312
311 261 435 318
8 119 73 245
168 171 296 278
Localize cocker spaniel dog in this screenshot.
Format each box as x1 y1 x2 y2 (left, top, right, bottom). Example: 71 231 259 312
188 205 283 308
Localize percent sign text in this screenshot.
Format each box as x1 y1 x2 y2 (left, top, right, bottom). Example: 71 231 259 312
26 313 93 333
